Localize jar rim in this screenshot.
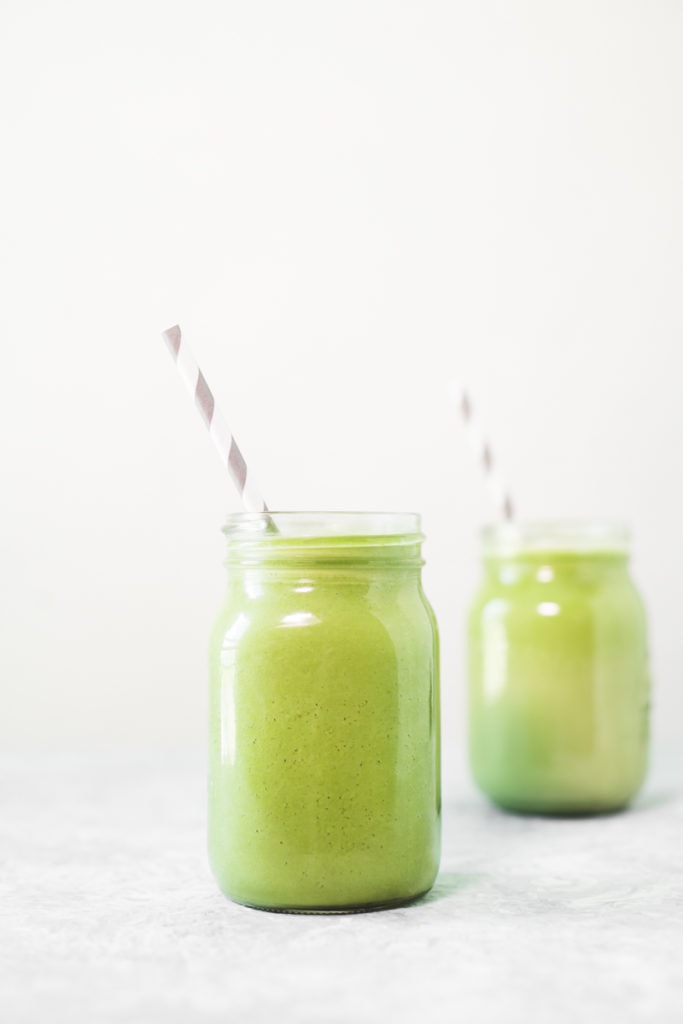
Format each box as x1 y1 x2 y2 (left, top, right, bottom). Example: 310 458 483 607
481 519 630 556
222 511 423 542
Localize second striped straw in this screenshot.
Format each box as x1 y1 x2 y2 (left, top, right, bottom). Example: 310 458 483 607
448 381 514 521
162 325 270 516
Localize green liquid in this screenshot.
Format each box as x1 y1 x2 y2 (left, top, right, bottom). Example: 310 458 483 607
208 537 440 911
468 549 649 814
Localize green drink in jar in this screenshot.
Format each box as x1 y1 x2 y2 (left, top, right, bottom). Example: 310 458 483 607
209 512 441 911
468 522 650 814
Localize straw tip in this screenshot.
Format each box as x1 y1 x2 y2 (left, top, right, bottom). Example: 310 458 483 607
162 324 182 355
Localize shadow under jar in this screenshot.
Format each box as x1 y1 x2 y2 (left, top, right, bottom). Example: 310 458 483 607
209 512 441 912
468 522 650 815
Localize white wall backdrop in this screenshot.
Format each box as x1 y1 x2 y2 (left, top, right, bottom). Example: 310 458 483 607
2 1 682 785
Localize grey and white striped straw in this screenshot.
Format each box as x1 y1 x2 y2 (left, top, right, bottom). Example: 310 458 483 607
448 380 514 521
162 324 270 515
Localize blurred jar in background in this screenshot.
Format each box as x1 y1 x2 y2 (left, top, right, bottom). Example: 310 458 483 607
468 522 650 815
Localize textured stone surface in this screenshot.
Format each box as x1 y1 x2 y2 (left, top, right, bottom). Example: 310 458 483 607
1 754 681 1023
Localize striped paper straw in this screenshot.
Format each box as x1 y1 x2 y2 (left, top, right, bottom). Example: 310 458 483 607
162 324 270 515
448 381 514 521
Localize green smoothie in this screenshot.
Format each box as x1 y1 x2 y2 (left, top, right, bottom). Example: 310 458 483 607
208 513 440 911
468 523 650 815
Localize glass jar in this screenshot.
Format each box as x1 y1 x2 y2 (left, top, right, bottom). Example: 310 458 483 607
208 512 441 912
468 522 650 814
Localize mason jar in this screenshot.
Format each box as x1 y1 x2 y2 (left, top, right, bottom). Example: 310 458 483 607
468 522 650 814
208 512 441 912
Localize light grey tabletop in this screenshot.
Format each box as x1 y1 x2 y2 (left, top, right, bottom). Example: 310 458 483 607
1 753 681 1023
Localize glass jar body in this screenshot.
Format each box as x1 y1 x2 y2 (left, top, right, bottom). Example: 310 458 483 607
208 514 441 911
468 526 650 814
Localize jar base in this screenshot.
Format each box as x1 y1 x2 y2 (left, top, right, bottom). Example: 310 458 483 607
226 887 434 915
488 796 633 818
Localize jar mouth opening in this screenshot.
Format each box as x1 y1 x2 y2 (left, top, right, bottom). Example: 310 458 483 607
223 511 423 545
482 519 630 556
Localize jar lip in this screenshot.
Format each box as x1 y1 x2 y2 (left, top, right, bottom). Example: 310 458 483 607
222 511 423 542
481 519 630 556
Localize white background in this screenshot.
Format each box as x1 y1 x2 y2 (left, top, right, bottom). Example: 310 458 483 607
2 0 682 786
